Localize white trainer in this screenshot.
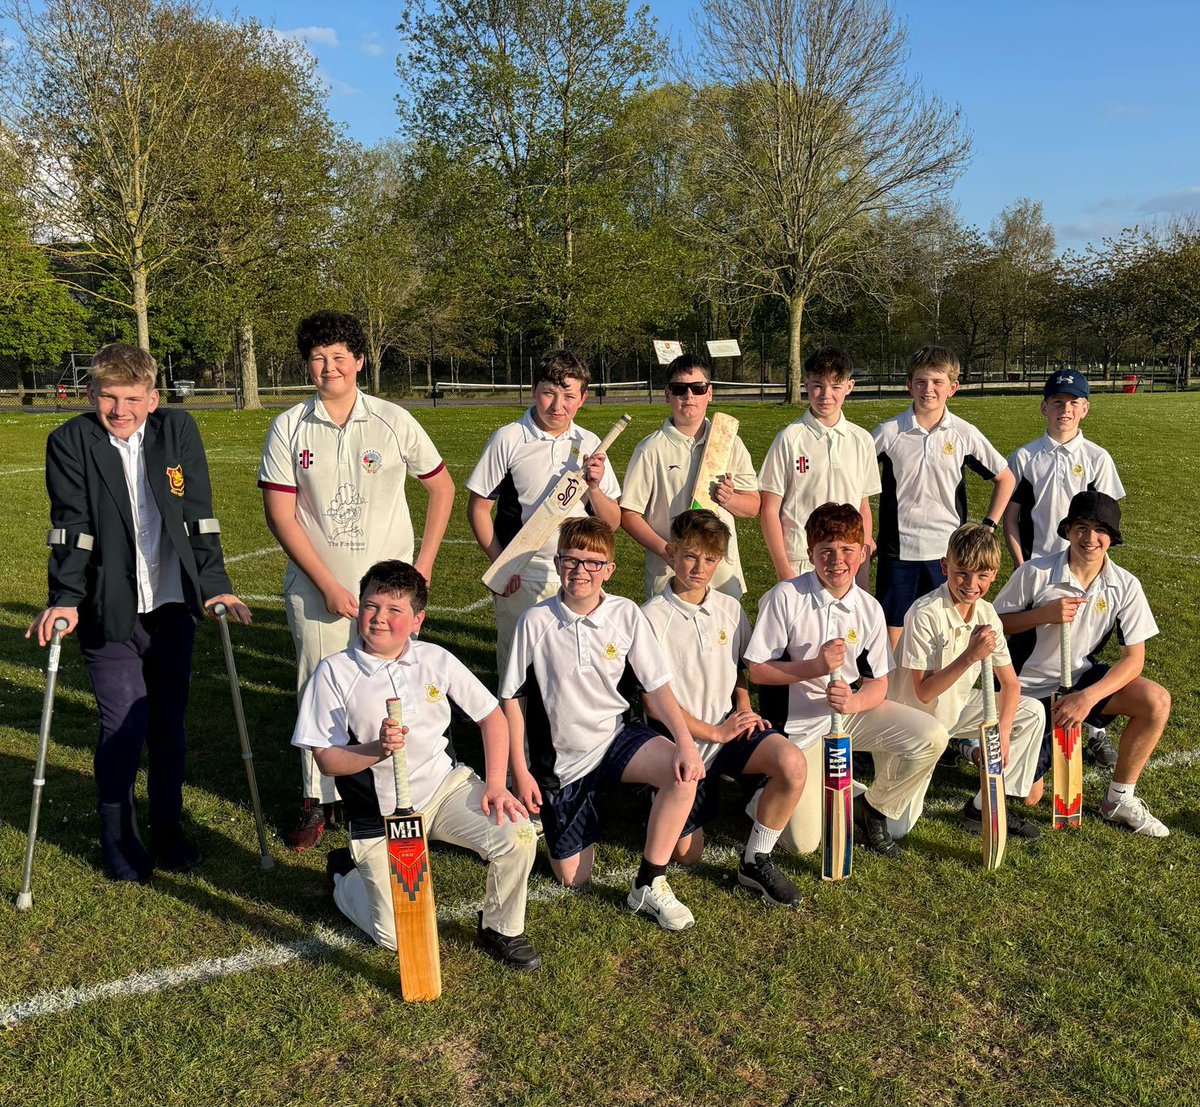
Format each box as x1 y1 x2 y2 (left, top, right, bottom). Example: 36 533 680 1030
1100 794 1169 838
627 875 695 931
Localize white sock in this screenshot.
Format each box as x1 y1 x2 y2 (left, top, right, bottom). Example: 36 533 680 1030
1106 780 1134 806
971 792 983 812
744 821 782 863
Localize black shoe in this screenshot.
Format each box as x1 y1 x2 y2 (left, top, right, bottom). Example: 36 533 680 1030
475 912 541 971
1084 727 1118 768
154 825 204 873
737 852 802 906
322 802 343 831
326 847 354 894
959 796 1043 841
98 803 152 883
853 794 903 859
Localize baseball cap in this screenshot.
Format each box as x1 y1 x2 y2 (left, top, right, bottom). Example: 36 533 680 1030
1057 490 1123 546
1043 369 1089 400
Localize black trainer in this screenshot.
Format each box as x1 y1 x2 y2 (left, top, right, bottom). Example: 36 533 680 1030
959 796 1043 840
1084 727 1118 768
154 825 203 873
325 847 354 894
737 852 802 906
853 794 903 859
475 913 542 971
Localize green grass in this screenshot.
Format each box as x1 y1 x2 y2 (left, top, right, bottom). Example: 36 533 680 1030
2 394 1199 1106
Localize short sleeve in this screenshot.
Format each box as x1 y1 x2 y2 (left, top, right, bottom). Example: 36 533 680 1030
898 607 940 672
627 607 671 692
465 426 513 500
1093 451 1126 500
291 659 347 749
857 430 882 497
963 424 1008 480
730 437 758 492
757 428 793 498
620 439 654 514
744 585 792 663
870 420 892 457
861 605 894 679
734 607 753 668
441 648 500 721
1115 578 1159 647
499 608 537 700
987 606 1013 669
258 412 297 492
396 408 444 480
994 564 1037 615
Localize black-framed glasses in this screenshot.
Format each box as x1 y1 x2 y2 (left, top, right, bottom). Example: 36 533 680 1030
667 381 710 397
555 555 609 573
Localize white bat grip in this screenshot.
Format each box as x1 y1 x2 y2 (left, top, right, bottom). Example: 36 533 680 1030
386 699 412 812
980 655 996 722
830 666 845 732
589 413 631 459
1060 620 1072 690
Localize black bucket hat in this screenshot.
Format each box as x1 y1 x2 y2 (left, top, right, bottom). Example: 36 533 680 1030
1057 490 1123 546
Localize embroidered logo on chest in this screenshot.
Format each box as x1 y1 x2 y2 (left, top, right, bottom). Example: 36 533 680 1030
717 628 729 647
1095 597 1108 614
942 441 955 455
1072 462 1084 477
166 465 184 497
425 683 443 703
796 456 809 474
361 449 383 474
298 449 314 470
845 627 860 646
603 642 619 662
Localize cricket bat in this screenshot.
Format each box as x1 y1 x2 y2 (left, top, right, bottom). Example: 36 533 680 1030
689 412 739 511
978 655 1007 869
1051 623 1083 829
385 698 442 1000
821 667 853 882
481 414 632 593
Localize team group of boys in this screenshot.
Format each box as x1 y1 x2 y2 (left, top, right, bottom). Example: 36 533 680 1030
29 311 1173 976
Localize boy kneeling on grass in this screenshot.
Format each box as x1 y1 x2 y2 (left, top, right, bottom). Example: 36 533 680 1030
995 492 1171 837
501 518 706 931
292 560 541 970
889 524 1044 841
641 509 807 906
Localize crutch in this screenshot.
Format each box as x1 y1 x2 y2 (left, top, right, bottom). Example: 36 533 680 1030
212 603 274 870
17 617 69 910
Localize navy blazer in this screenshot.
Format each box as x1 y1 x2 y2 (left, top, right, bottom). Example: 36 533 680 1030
44 409 234 646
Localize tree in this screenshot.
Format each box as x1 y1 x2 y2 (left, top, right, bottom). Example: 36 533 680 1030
1 0 250 361
989 197 1056 372
683 0 969 402
1139 217 1200 385
1057 230 1145 376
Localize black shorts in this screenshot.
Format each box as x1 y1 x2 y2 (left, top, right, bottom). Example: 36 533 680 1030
681 729 778 836
876 556 947 627
1035 663 1121 779
538 722 661 861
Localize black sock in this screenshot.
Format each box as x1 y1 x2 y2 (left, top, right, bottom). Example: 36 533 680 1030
635 856 667 889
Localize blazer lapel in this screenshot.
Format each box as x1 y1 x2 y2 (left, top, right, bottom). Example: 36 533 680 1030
142 418 171 518
86 419 136 544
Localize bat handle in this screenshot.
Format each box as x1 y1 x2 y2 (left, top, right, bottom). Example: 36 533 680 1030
829 666 845 732
1059 620 1072 690
980 655 996 721
386 698 412 812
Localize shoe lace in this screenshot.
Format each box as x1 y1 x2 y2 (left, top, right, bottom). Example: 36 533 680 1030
653 877 681 906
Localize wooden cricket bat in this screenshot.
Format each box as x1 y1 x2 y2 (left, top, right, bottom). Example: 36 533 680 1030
481 414 632 593
385 698 442 1000
1051 623 1083 829
978 655 1007 869
689 412 739 511
821 667 853 882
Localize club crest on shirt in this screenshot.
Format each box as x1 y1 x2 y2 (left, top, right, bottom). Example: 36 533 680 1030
717 628 729 646
166 465 184 497
361 449 382 474
942 441 955 455
603 642 619 662
1095 597 1108 614
1072 462 1084 477
425 683 443 704
845 627 859 646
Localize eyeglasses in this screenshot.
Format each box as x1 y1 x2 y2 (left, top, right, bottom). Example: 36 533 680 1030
667 381 710 397
555 555 609 573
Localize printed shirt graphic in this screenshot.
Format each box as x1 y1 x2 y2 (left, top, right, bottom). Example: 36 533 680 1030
258 392 444 589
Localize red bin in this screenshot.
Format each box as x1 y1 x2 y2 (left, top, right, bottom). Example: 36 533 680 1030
1122 374 1139 394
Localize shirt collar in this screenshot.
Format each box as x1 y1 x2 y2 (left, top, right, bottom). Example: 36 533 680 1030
550 590 608 629
798 570 855 613
898 406 954 435
521 407 577 442
310 390 368 427
659 582 712 621
933 583 987 628
662 417 709 448
108 426 144 451
801 409 846 438
348 636 414 674
1041 431 1086 454
1051 550 1116 592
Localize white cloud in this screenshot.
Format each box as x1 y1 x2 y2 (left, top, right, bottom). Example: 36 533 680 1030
1138 187 1200 215
359 34 384 57
318 70 361 97
1056 219 1128 248
278 26 340 49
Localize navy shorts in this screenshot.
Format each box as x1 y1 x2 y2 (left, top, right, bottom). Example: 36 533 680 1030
876 556 947 627
1035 663 1120 779
681 729 778 837
538 722 661 861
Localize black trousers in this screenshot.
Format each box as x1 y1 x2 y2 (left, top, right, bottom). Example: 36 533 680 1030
81 603 196 828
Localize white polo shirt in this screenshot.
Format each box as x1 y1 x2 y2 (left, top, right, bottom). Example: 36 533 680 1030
499 592 672 788
758 410 881 568
872 407 1009 561
258 392 444 590
744 572 893 749
889 585 1013 731
292 638 497 820
993 551 1159 699
641 584 751 767
1007 432 1125 559
621 417 757 597
465 409 621 585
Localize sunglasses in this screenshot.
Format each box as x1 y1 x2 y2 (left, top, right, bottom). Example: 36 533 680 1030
667 381 710 397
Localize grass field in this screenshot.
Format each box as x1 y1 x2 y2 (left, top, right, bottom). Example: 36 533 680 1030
2 393 1199 1107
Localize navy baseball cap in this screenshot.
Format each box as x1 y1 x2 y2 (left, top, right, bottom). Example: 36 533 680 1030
1044 369 1090 400
1057 490 1123 546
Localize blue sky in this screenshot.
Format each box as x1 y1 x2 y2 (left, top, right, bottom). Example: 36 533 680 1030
9 1 1200 250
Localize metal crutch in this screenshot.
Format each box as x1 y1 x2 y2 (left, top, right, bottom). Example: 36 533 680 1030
17 617 70 910
212 603 274 870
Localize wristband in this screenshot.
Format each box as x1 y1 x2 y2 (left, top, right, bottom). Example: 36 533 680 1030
981 518 997 529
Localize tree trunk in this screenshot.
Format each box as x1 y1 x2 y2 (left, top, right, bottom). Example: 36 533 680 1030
785 295 806 405
131 253 154 383
237 316 262 411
